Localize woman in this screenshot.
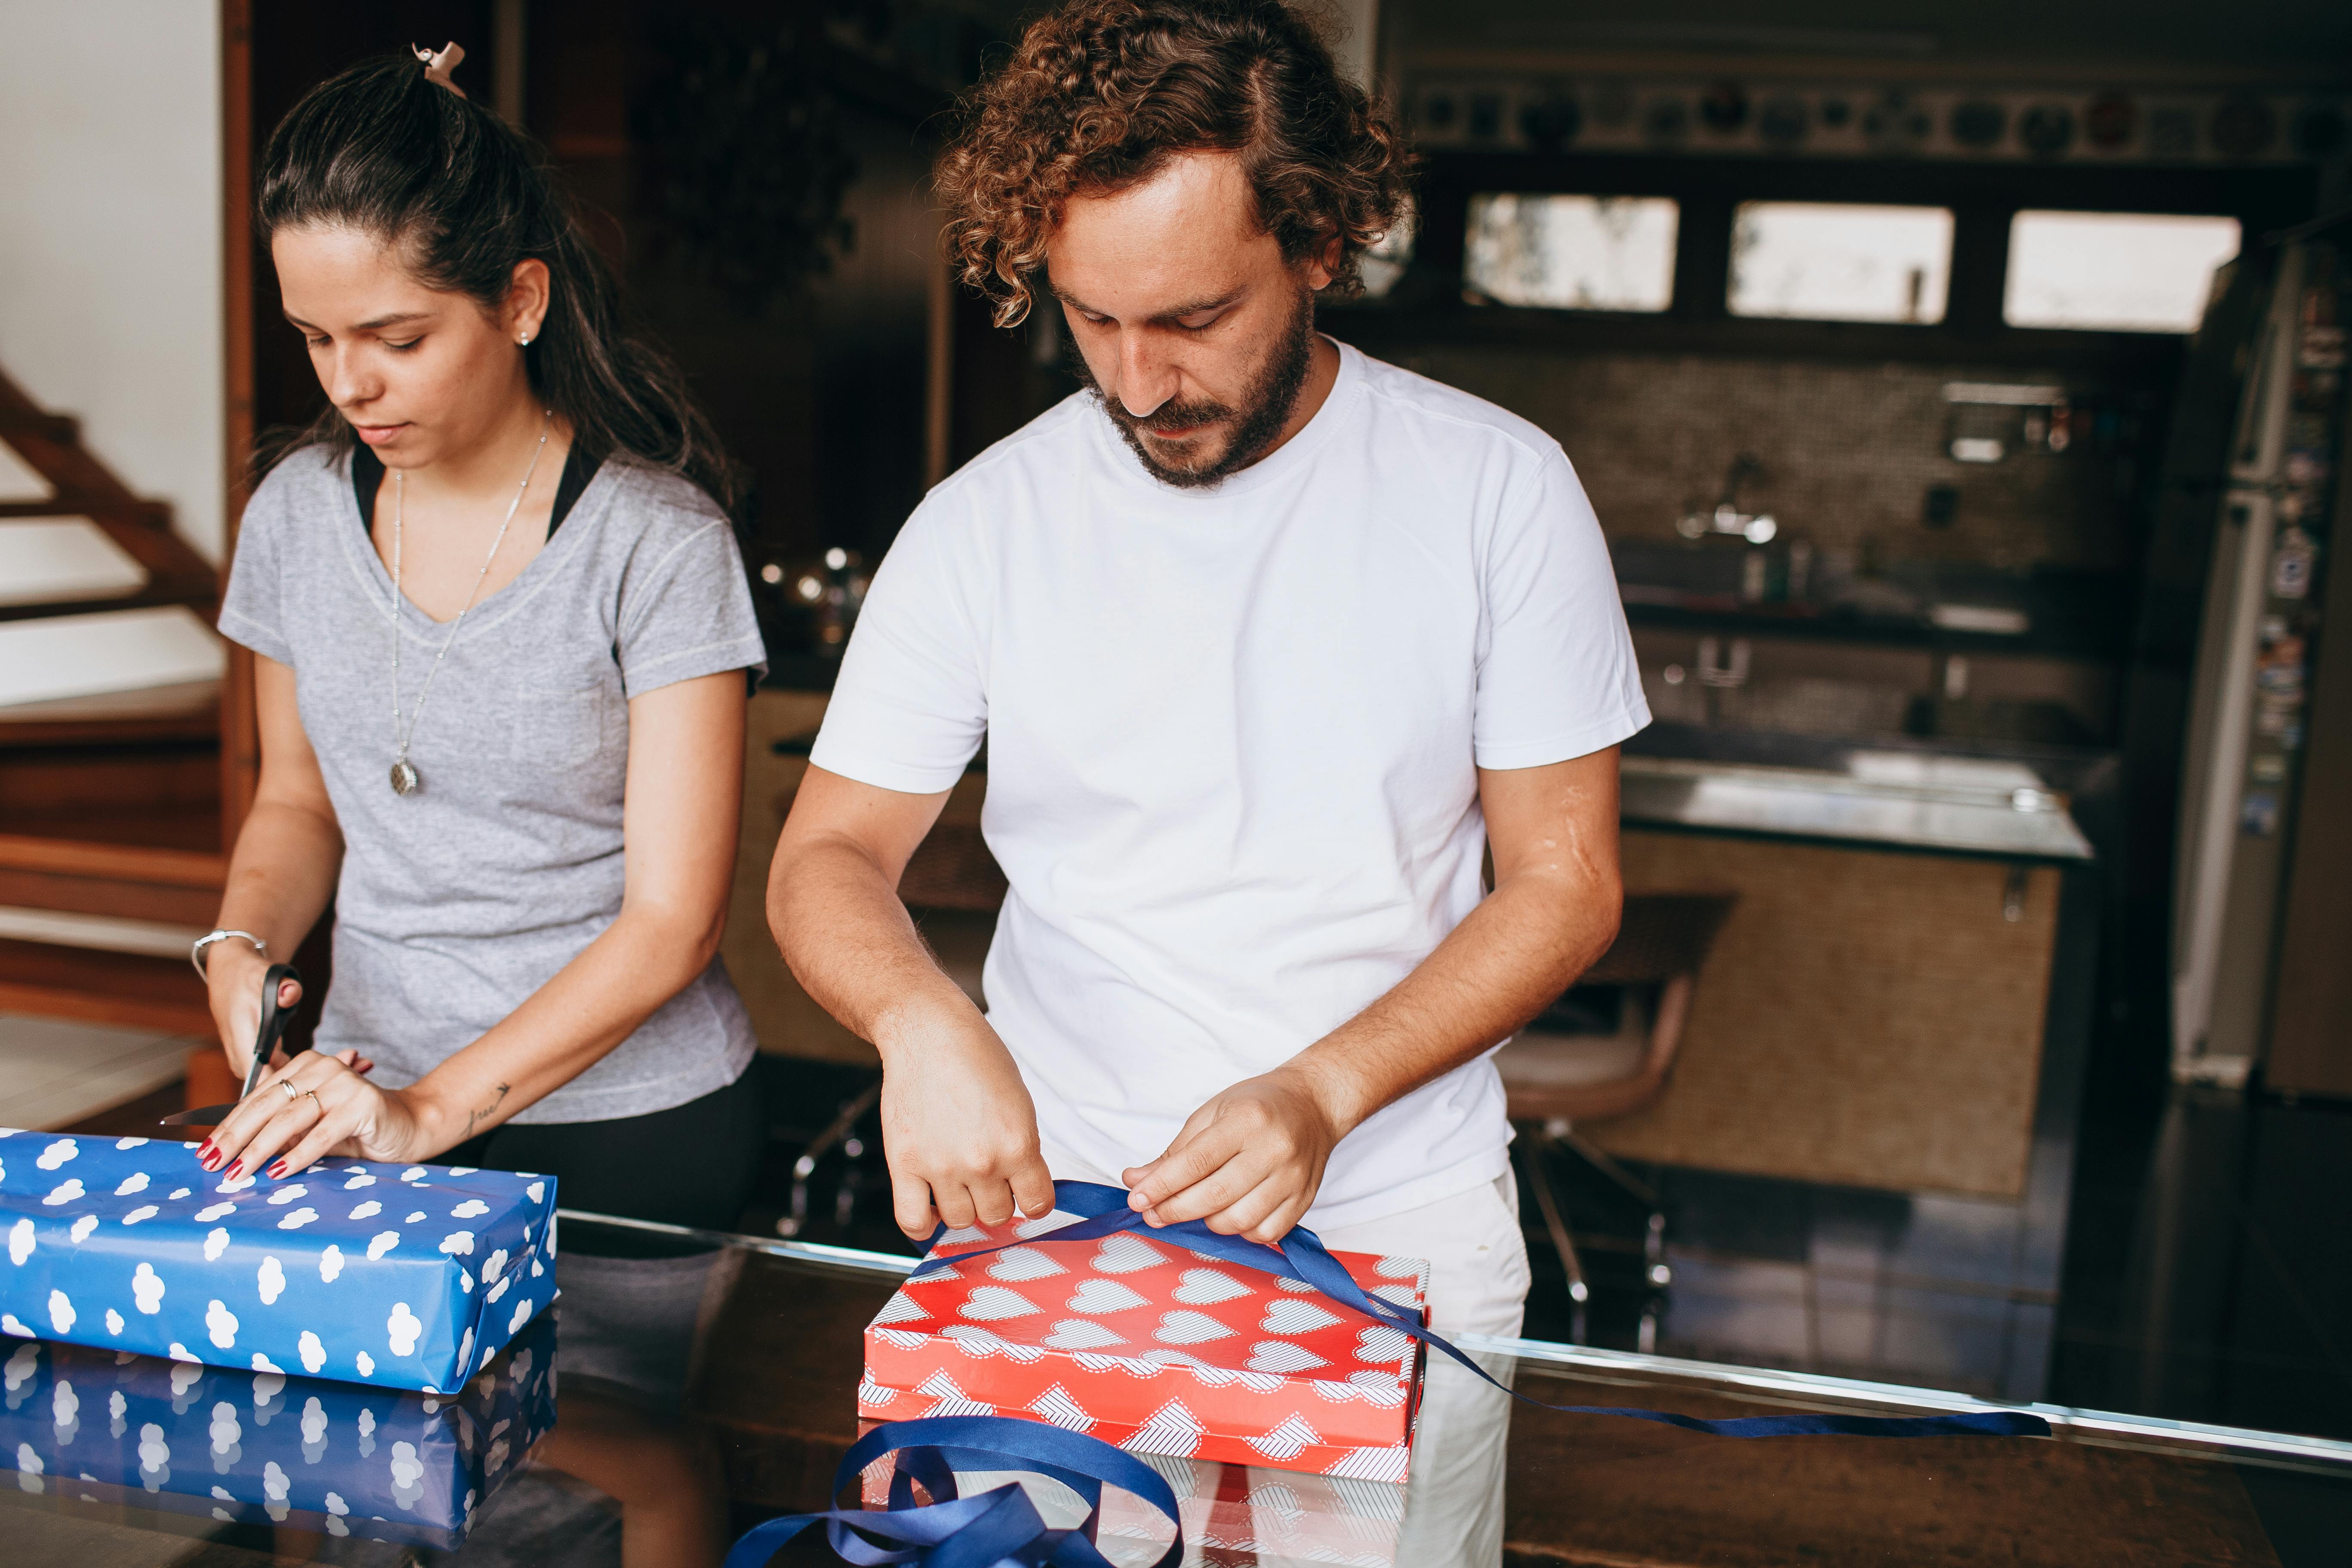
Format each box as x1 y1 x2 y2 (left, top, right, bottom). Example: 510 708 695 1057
196 44 768 1239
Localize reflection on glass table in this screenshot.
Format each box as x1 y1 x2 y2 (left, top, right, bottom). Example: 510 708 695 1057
1 1210 2345 1566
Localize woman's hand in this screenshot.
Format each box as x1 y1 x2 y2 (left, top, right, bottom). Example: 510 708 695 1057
206 939 292 1079
197 1049 421 1181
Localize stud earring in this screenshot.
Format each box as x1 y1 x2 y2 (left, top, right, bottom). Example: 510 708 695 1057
518 332 532 347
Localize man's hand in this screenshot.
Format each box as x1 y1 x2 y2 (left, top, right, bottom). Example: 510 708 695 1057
877 1002 1056 1240
1121 1063 1349 1244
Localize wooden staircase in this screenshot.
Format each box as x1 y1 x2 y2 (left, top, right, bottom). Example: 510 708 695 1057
0 366 226 1047
0 367 219 625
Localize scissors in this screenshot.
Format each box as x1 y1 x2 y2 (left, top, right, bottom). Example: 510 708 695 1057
162 963 306 1127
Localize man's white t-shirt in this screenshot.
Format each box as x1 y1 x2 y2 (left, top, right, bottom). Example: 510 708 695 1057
812 340 1648 1228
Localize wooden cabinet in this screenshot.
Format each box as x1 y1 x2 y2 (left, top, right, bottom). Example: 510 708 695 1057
1587 831 2063 1198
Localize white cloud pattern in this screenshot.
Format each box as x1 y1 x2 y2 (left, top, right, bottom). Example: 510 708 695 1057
318 1244 345 1282
204 1299 239 1349
298 1331 326 1374
132 1264 165 1314
257 1256 285 1305
386 1303 422 1357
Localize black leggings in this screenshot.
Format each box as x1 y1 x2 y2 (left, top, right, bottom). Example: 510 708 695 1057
443 1071 765 1241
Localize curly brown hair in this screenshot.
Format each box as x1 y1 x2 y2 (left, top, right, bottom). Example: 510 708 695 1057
937 0 1412 328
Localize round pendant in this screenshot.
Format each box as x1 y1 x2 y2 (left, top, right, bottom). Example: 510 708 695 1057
389 759 422 796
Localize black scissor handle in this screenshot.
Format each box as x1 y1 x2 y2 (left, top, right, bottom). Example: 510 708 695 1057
239 963 307 1100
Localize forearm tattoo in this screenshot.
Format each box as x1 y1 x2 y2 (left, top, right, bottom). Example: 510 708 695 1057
462 1082 512 1141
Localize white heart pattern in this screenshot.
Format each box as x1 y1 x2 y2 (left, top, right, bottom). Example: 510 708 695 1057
986 1247 1066 1282
1066 1278 1148 1315
1153 1309 1237 1345
1090 1234 1166 1274
872 1292 928 1326
957 1285 1041 1321
1244 1413 1323 1461
1259 1298 1342 1335
1041 1318 1126 1351
1246 1339 1329 1374
1354 1325 1414 1366
1170 1268 1251 1306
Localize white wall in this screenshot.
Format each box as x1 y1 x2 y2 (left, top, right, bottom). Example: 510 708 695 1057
0 3 225 563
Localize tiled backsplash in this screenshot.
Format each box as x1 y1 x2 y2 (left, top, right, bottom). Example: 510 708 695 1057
1389 348 2147 572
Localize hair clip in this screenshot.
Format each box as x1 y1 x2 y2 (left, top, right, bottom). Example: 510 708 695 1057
413 41 469 99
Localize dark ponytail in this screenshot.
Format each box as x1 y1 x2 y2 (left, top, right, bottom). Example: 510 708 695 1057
254 51 738 514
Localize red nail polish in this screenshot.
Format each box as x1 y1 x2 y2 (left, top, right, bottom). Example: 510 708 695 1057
196 1139 214 1159
268 1162 289 1179
201 1151 220 1171
226 1161 243 1179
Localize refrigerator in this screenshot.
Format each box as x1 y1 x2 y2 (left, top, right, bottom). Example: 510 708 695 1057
2166 235 2351 1093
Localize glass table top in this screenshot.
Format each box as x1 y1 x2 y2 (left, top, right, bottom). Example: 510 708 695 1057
3 1209 2344 1566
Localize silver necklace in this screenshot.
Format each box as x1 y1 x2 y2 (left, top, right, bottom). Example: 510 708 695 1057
386 411 552 796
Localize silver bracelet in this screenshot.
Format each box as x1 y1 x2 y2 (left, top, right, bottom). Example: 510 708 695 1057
190 930 268 981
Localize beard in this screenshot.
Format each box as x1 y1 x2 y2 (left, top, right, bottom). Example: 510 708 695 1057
1075 286 1317 490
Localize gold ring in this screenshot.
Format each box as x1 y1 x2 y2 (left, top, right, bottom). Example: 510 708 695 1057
303 1090 323 1113
279 1080 299 1103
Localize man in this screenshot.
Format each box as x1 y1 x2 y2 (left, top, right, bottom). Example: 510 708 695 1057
767 4 1644 1530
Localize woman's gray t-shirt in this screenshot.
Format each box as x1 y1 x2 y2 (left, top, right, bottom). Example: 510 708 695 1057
218 446 767 1124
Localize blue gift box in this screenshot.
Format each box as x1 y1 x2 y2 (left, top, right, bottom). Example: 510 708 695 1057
1 1308 557 1548
0 1129 558 1393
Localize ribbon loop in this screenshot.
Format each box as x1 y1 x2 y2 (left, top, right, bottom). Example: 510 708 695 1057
723 1416 1184 1568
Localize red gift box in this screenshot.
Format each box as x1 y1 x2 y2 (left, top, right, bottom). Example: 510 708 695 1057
859 1213 1430 1480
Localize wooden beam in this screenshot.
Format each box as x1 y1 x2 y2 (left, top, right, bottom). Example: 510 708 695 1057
0 937 213 1037
221 0 261 845
0 833 227 889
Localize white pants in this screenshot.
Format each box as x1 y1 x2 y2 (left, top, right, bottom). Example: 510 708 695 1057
1042 1143 1528 1568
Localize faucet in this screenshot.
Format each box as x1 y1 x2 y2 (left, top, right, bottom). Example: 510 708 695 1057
1678 453 1778 543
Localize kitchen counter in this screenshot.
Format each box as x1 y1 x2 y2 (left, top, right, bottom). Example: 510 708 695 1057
1622 722 2104 862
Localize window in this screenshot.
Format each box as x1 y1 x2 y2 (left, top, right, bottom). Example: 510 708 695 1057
1728 202 1953 324
1464 195 1678 312
2003 211 2241 333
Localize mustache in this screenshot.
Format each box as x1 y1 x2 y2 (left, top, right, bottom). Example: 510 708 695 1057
1107 396 1234 435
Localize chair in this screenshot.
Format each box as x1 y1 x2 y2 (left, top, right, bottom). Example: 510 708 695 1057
1495 891 1736 1348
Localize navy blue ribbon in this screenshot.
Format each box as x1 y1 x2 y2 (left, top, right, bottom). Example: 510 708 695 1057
912 1181 2051 1442
723 1415 1185 1568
